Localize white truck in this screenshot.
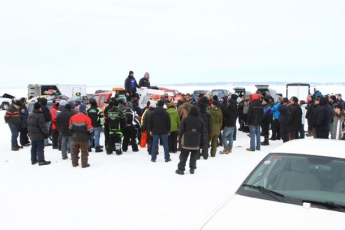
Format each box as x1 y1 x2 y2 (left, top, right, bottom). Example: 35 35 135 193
28 84 87 99
0 93 14 110
286 83 310 102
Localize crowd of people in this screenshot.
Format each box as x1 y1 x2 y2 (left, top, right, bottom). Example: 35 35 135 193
4 73 345 174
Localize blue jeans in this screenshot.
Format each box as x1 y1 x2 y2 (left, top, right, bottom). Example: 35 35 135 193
299 124 305 139
151 134 170 160
44 122 51 145
329 122 333 139
222 126 235 148
249 125 261 150
8 123 19 148
31 140 45 162
88 126 102 147
61 136 73 158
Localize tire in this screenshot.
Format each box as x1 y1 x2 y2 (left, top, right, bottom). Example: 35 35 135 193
1 102 9 110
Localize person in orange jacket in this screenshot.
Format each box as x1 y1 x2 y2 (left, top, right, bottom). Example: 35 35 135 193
50 102 60 149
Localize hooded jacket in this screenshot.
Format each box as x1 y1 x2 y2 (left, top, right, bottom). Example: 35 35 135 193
167 107 180 132
198 103 211 134
207 105 223 135
40 98 52 122
223 100 237 127
315 97 332 131
148 106 171 135
179 106 208 150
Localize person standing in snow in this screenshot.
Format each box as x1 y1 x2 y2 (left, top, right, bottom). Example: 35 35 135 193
27 102 51 166
124 70 139 102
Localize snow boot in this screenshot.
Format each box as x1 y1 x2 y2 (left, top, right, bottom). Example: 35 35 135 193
261 136 269 146
95 146 103 152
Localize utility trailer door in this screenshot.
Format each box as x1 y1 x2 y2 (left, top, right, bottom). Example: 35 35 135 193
286 83 310 101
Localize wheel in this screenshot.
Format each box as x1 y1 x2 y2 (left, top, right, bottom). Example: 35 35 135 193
1 102 9 110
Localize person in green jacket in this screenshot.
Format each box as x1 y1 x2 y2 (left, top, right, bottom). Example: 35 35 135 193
207 101 223 157
167 102 180 153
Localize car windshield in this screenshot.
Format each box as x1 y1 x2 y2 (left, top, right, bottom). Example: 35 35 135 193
237 153 345 210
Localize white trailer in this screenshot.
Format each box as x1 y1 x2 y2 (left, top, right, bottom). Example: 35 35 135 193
286 83 310 102
28 84 87 99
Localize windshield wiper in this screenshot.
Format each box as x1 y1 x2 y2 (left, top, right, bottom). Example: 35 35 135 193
242 184 285 202
302 200 345 212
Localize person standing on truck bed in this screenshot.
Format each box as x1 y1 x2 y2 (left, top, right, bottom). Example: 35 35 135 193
124 70 139 102
138 72 150 88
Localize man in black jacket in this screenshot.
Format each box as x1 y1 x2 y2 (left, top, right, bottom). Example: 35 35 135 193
148 100 171 162
27 103 50 166
142 101 156 155
56 103 77 160
286 96 302 140
220 98 237 154
122 102 140 152
138 72 150 88
314 96 332 138
176 106 208 175
86 99 104 152
124 70 139 102
246 94 263 151
39 98 52 146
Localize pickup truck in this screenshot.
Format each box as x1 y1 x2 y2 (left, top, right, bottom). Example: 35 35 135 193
0 93 15 110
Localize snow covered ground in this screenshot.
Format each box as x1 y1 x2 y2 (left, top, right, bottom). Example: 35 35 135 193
0 108 287 230
0 84 336 229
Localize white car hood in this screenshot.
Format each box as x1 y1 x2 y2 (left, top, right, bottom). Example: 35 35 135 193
201 194 344 230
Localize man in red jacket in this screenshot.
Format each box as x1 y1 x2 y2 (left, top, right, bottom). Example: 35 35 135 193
69 104 93 168
50 102 59 149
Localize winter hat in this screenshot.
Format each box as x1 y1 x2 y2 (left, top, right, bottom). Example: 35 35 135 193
329 95 336 101
129 70 134 74
335 103 344 110
65 104 72 110
34 102 41 110
150 100 156 108
59 100 67 107
126 102 133 108
14 100 22 107
157 100 164 107
189 105 198 116
79 103 87 114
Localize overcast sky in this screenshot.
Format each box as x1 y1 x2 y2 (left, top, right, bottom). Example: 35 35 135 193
1 0 344 88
